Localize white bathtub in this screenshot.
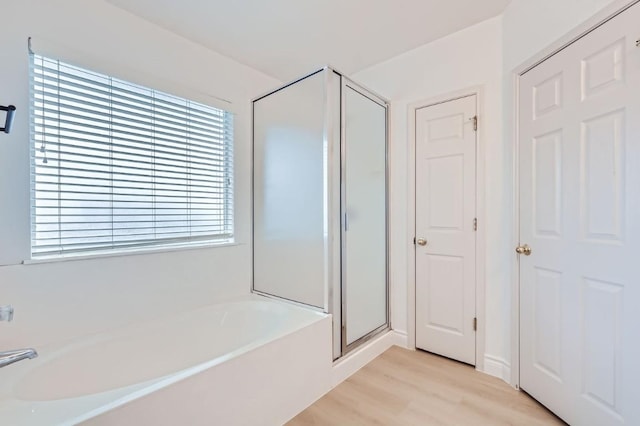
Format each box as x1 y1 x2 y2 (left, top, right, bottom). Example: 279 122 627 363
0 295 333 425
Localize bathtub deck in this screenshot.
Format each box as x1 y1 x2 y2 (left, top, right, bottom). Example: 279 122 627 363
287 346 565 425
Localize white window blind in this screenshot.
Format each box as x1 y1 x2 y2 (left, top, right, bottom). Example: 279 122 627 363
30 54 234 257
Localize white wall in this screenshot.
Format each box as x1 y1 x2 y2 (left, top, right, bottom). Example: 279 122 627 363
353 16 507 372
0 0 278 349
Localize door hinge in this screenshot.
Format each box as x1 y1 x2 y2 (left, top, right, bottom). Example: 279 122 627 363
473 218 478 231
473 317 477 331
471 115 478 131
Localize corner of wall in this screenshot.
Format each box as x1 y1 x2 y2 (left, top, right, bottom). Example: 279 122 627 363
482 354 512 384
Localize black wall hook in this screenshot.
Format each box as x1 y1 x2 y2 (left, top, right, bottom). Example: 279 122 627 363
1 105 16 134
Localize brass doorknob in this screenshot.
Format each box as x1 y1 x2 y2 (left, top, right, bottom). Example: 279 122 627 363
417 238 428 246
515 244 532 256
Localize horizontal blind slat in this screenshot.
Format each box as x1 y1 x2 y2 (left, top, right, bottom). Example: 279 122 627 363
34 112 232 150
33 134 231 164
32 96 230 141
34 63 230 125
35 146 230 174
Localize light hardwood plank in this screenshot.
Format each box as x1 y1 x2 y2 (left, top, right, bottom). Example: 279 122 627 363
288 347 565 425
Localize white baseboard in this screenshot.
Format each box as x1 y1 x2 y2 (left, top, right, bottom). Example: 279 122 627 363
390 330 409 348
331 330 406 387
483 354 512 384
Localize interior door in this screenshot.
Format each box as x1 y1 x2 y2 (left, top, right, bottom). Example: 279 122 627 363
518 4 640 425
415 95 477 365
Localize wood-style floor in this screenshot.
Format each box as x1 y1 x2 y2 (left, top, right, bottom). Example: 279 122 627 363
288 346 565 426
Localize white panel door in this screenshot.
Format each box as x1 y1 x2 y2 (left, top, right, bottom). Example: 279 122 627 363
519 4 640 425
415 95 477 365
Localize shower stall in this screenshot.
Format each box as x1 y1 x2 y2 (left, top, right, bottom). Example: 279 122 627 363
252 68 388 359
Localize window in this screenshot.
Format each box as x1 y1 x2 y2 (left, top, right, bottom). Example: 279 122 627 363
30 55 234 257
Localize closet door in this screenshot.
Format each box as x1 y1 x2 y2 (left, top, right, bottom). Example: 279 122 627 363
518 4 640 424
343 82 388 347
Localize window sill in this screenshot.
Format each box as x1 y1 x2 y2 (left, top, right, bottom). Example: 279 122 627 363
22 239 241 265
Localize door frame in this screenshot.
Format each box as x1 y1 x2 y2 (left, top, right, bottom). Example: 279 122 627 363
408 86 487 371
510 0 640 389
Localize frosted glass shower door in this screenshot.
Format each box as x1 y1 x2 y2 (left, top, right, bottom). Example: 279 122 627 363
253 71 329 309
343 83 388 346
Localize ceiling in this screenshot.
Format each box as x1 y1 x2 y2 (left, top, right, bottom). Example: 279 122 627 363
107 0 511 81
